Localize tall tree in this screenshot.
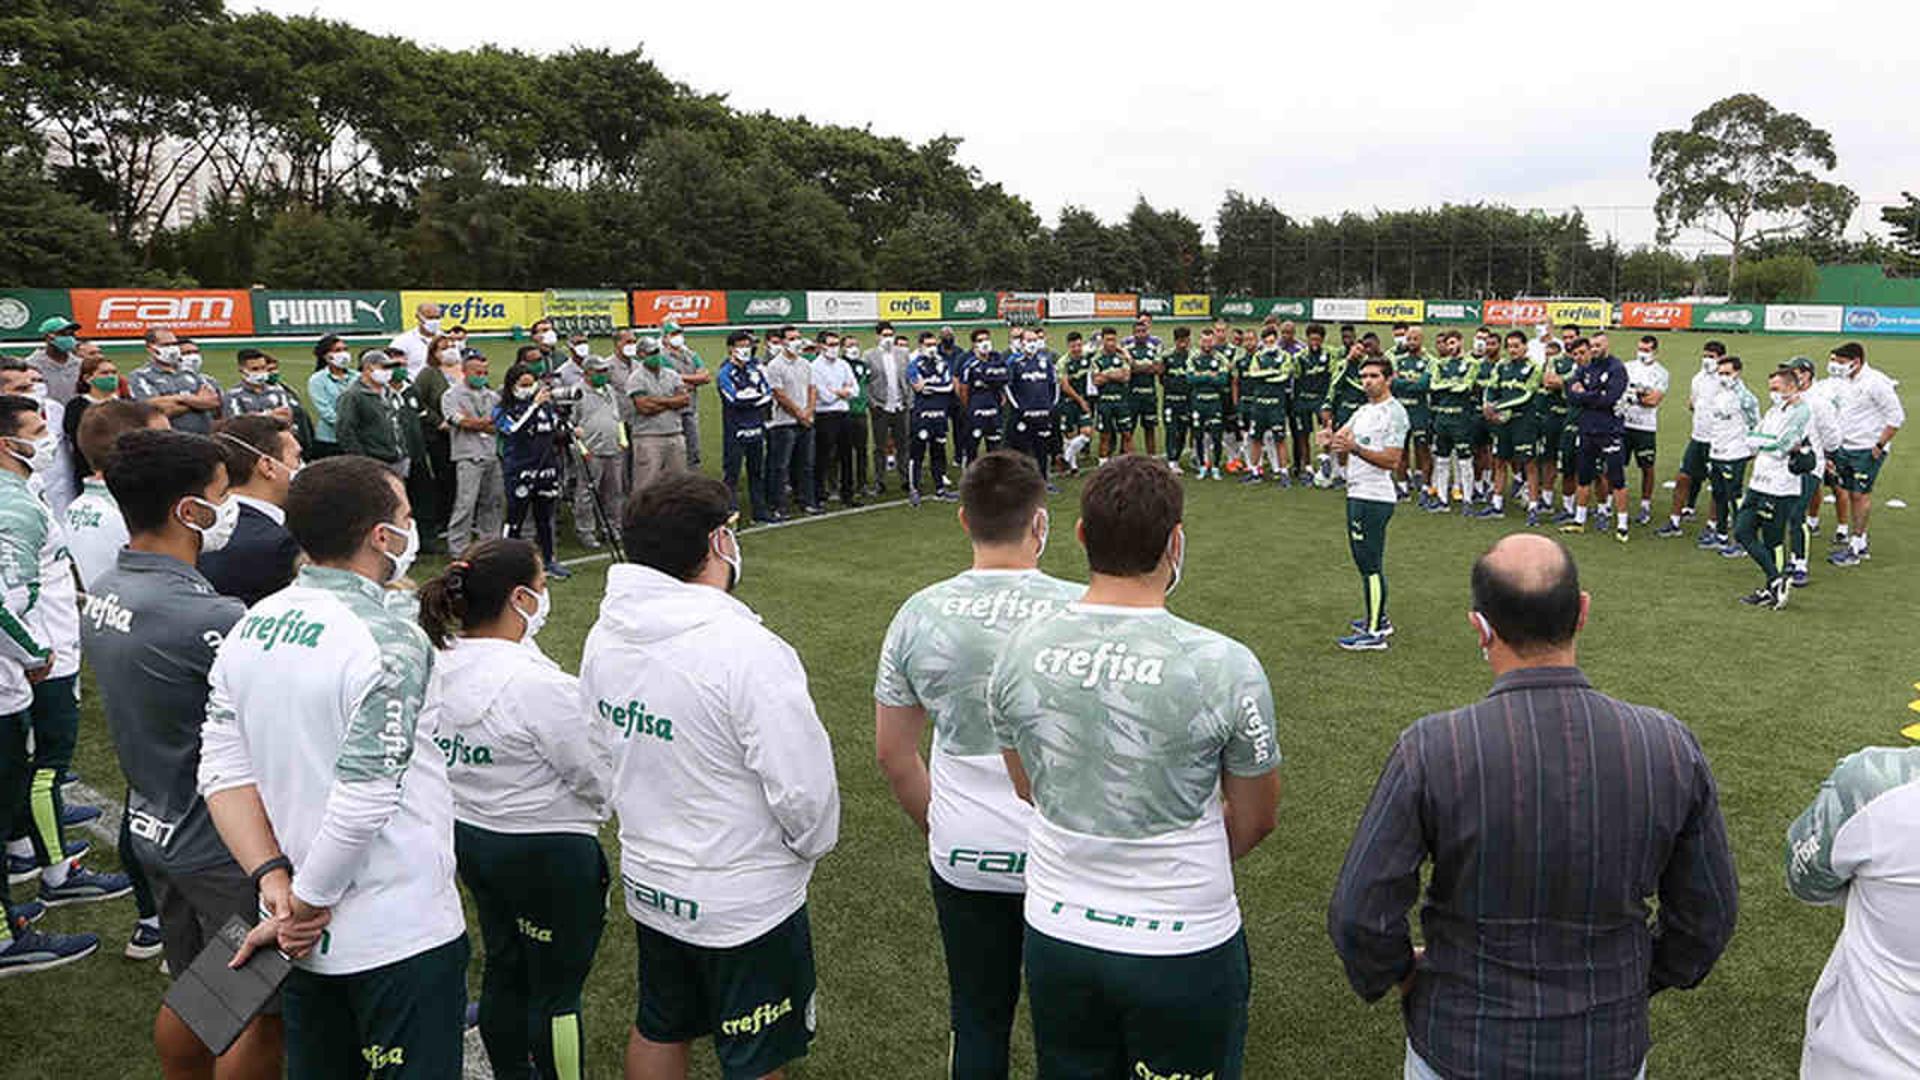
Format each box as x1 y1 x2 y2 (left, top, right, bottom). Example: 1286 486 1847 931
1881 192 1920 271
1650 94 1858 286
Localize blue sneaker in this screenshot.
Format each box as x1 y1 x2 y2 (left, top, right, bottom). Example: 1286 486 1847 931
9 899 46 930
909 487 922 508
544 562 573 581
0 928 99 977
1718 542 1745 559
1828 549 1860 567
1695 529 1722 550
1654 522 1684 538
7 841 90 885
1337 630 1390 652
1348 617 1396 638
125 920 164 961
59 804 100 829
1790 566 1810 588
57 770 79 789
39 865 132 908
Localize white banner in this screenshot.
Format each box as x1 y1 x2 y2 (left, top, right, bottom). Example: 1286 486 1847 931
1046 291 1097 319
806 291 879 323
1312 297 1368 322
1764 304 1844 334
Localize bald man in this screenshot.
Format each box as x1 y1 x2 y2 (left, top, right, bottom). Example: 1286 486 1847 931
389 302 444 378
1330 534 1737 1080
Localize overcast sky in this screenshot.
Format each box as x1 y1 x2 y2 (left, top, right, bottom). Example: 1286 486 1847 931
244 0 1915 249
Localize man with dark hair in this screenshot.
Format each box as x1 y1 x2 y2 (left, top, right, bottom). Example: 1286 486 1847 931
67 402 165 588
988 455 1279 1080
876 451 1078 1078
583 472 840 1080
1474 331 1539 520
205 455 468 1077
866 325 911 496
1558 337 1634 543
717 330 774 524
1698 354 1760 558
1826 341 1905 567
1324 357 1407 651
1004 330 1060 490
1657 339 1729 539
199 415 304 606
1055 332 1095 474
84 427 289 1072
1622 335 1670 525
1331 533 1738 1080
1091 327 1135 461
27 315 83 403
908 331 958 507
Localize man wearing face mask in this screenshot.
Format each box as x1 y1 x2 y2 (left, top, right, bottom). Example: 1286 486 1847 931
199 415 305 607
84 428 291 1072
28 315 84 403
989 455 1278 1080
656 320 710 470
1697 356 1760 558
876 451 1078 1079
389 302 443 379
1331 533 1735 1080
584 472 840 1080
1656 341 1729 539
716 331 774 525
866 322 912 496
334 349 409 477
1785 357 1843 585
1826 341 1905 568
442 351 506 554
955 329 1010 472
1730 366 1813 609
1005 330 1061 491
908 331 958 507
628 338 692 499
841 334 873 495
306 335 355 460
204 455 468 1076
570 355 632 550
528 319 562 378
127 328 222 436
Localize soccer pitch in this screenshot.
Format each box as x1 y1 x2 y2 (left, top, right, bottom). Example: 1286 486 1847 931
8 327 1917 1079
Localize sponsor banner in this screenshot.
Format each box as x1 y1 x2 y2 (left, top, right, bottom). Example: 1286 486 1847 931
1842 306 1920 334
1094 293 1139 318
253 290 402 336
72 288 254 337
1217 297 1310 321
1367 298 1426 324
996 292 1047 319
1689 303 1762 330
1047 292 1096 319
941 291 996 320
542 289 627 335
1138 295 1173 316
727 291 805 324
1425 300 1483 324
806 291 880 323
630 289 727 326
398 291 543 333
1173 294 1211 318
1484 299 1611 328
1482 300 1542 326
0 289 76 337
877 291 942 322
1764 304 1844 334
1619 302 1693 330
1312 297 1368 322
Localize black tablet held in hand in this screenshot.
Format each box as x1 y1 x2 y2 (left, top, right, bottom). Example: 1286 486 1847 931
162 915 292 1056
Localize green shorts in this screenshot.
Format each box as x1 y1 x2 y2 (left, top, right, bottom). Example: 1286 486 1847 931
1557 425 1580 475
1246 400 1288 438
1491 416 1539 462
634 907 817 1080
1431 411 1472 456
1467 414 1492 450
1625 428 1658 469
1679 438 1711 480
1292 402 1324 433
1026 927 1250 1080
1192 403 1225 432
1161 396 1190 427
285 935 470 1079
1332 401 1360 430
1833 447 1885 494
1056 399 1087 432
1130 389 1159 426
1097 401 1136 437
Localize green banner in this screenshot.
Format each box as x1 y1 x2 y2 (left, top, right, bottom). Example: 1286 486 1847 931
1425 300 1484 324
0 288 76 339
1138 295 1173 317
1688 303 1763 331
1215 297 1311 321
942 291 996 320
251 290 403 336
727 290 805 324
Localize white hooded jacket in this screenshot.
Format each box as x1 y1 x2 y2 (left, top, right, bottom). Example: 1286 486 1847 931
581 564 840 948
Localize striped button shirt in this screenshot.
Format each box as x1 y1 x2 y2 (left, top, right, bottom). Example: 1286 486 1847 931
1328 666 1738 1080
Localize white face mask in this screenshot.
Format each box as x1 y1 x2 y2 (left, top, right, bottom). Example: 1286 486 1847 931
1024 339 1041 355
5 433 58 476
571 342 590 358
1635 351 1652 363
1701 356 1717 374
620 342 638 358
182 352 203 373
24 382 47 402
438 347 462 365
242 369 269 387
514 385 535 401
1827 360 1847 378
1392 335 1407 349
667 334 686 349
154 344 182 368
1164 527 1185 597
376 519 419 582
975 341 991 355
731 346 751 363
843 345 860 360
369 366 393 386
1769 390 1785 407
421 318 442 336
714 526 741 590
538 330 558 347
181 495 239 552
512 585 551 642
1717 373 1737 389
327 350 351 369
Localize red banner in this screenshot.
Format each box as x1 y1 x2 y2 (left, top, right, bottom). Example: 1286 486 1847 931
1483 300 1546 326
630 290 727 326
71 289 254 337
1619 302 1693 329
1094 294 1139 318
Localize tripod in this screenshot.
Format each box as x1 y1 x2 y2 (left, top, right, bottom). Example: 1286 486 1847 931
558 414 627 565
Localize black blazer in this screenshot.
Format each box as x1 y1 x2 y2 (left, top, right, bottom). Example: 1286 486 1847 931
197 502 301 607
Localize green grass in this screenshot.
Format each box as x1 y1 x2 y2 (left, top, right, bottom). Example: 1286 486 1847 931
6 328 1918 1078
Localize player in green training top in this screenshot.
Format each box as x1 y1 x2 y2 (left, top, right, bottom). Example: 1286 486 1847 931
1288 323 1332 483
1239 326 1293 486
875 451 1082 1079
1187 328 1231 479
1322 333 1379 487
1389 326 1435 503
1159 327 1194 474
1474 331 1542 521
1091 328 1134 462
1055 333 1096 475
1426 329 1480 513
1126 320 1163 458
988 455 1279 1080
1534 338 1579 524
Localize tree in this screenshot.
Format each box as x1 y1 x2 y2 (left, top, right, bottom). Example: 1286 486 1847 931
1731 253 1818 303
1650 94 1858 287
874 210 973 290
1881 193 1920 271
1616 247 1699 299
1124 199 1206 293
254 205 404 288
0 155 132 284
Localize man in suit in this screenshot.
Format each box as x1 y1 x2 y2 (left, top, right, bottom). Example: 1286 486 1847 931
199 414 304 606
865 322 912 496
1329 533 1738 1080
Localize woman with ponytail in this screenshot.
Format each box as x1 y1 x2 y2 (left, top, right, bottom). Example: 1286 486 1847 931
417 537 613 1080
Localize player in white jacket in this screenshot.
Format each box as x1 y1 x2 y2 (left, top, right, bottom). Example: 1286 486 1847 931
581 472 840 1080
418 537 613 1080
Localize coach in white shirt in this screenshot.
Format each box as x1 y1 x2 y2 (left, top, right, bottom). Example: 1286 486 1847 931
1826 341 1905 566
582 471 839 1080
388 301 443 378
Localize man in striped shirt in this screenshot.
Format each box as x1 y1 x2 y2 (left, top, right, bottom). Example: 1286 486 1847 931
1329 533 1737 1080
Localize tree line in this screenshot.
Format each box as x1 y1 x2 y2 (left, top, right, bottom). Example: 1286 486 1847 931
1 2 1907 301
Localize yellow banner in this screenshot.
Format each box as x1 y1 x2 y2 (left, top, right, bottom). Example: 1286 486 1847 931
399 291 545 332
1173 294 1211 318
876 291 941 322
1366 298 1426 323
1546 299 1610 328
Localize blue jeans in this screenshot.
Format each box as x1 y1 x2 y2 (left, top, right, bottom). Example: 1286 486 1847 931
1404 1041 1645 1080
722 417 767 521
765 424 815 513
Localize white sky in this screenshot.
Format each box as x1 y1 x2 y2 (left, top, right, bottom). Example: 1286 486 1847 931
245 0 1917 249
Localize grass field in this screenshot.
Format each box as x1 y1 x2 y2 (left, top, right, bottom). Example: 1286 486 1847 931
5 327 1918 1079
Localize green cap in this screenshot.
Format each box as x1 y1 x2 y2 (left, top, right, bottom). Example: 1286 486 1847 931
38 315 80 335
662 319 682 334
